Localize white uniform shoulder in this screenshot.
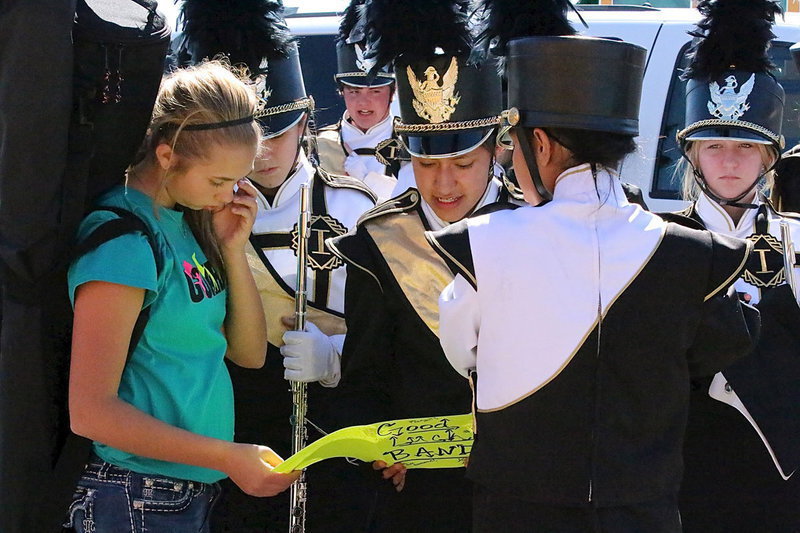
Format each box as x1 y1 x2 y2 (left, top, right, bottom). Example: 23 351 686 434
317 166 377 203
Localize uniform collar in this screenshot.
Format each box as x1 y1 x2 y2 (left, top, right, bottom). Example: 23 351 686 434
254 152 314 211
695 191 761 236
551 164 625 209
341 111 393 149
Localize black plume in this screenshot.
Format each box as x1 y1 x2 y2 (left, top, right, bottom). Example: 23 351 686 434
683 0 781 80
177 0 294 71
363 0 473 74
338 0 367 44
473 0 576 60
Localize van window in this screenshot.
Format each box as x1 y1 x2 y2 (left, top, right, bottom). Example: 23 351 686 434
652 41 800 200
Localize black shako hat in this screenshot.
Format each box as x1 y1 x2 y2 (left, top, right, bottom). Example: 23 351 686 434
252 43 313 138
335 42 394 88
177 0 313 139
394 54 502 158
335 1 393 88
362 0 501 158
477 0 646 137
677 0 785 154
475 0 645 202
503 35 645 136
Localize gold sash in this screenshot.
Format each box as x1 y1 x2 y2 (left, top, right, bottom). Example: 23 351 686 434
366 210 453 337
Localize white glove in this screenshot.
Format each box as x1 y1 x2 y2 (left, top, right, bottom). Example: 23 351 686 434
281 321 342 386
344 153 369 180
363 171 398 203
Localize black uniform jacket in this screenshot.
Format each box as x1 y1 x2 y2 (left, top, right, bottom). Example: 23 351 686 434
327 189 474 532
668 206 800 475
428 213 760 507
327 190 474 426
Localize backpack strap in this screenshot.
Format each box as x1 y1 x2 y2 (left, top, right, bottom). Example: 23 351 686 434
73 205 161 360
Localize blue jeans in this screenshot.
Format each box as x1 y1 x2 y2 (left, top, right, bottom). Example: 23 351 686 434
63 455 220 532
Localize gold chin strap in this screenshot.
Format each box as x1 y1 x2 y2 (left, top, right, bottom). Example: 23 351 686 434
496 108 519 150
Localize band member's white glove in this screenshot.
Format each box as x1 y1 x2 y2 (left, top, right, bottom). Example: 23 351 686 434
363 172 397 203
344 153 369 180
281 321 343 386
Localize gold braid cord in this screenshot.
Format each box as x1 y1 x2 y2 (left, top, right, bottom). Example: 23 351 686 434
256 96 315 119
334 72 394 80
677 119 783 148
394 116 500 133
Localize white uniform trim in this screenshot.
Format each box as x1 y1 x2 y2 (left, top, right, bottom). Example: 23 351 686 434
439 164 668 411
708 373 795 480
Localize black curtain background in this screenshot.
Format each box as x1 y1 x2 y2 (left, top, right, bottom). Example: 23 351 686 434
0 1 168 530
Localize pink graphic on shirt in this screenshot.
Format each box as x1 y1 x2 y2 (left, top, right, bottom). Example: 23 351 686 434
183 254 224 302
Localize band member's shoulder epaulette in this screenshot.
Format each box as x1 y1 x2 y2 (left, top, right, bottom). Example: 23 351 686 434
425 219 477 291
777 210 800 221
317 166 377 203
356 188 420 226
656 211 707 231
767 196 800 221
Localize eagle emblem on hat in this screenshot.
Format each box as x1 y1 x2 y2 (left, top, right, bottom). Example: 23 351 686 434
354 43 376 73
408 57 461 123
707 74 756 121
253 72 273 118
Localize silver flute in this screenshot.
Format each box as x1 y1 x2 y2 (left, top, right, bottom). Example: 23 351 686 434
780 221 797 296
289 183 310 533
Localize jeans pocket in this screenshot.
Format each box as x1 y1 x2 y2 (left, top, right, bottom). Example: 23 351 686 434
132 476 196 513
131 476 216 532
63 486 96 532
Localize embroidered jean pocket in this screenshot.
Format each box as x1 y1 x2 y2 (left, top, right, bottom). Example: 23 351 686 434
132 476 196 513
63 486 96 532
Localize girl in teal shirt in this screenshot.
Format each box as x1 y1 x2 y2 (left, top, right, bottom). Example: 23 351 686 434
64 61 299 533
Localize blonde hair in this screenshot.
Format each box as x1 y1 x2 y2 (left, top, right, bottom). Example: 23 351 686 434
132 60 260 275
677 140 777 202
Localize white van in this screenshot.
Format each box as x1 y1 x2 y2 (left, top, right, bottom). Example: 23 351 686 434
169 1 799 212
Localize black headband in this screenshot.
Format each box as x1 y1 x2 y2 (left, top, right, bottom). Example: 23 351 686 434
182 115 255 131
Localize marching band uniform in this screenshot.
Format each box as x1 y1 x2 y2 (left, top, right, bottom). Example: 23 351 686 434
678 196 800 531
228 153 375 533
226 64 377 533
432 166 756 529
317 114 400 202
325 2 517 530
175 3 377 530
328 181 513 533
316 0 403 202
429 1 759 529
673 2 800 529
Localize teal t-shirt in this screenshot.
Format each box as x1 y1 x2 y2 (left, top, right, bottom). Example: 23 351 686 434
69 186 233 483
